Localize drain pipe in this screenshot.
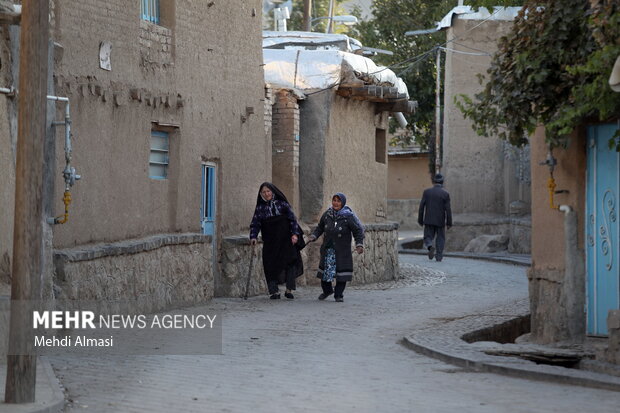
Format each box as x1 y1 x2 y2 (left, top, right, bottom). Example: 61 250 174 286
46 95 81 224
0 86 15 97
559 204 586 342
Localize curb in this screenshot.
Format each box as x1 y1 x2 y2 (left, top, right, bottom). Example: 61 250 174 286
401 300 620 392
399 249 531 267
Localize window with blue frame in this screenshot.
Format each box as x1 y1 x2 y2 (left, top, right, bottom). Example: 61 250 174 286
149 131 169 179
141 0 160 24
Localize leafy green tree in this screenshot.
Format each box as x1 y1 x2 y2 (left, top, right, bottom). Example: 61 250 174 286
349 0 522 151
288 0 350 33
456 0 620 150
350 0 454 151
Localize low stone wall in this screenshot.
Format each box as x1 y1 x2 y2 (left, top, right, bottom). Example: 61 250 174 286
301 221 400 287
446 213 531 254
53 233 213 312
605 310 620 365
387 199 422 230
220 222 400 297
218 236 267 298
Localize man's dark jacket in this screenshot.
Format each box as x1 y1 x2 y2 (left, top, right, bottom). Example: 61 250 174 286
418 184 452 227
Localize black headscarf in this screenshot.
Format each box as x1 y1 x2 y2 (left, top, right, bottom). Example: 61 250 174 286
256 182 289 205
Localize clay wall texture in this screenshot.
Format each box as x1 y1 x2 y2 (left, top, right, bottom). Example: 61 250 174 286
47 0 268 248
295 90 400 225
528 126 587 343
443 18 531 215
388 156 431 200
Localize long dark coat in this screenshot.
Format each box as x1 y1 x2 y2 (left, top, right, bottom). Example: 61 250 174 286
249 182 304 284
418 184 452 227
312 203 364 282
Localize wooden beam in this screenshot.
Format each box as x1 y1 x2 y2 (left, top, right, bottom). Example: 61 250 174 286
375 100 418 114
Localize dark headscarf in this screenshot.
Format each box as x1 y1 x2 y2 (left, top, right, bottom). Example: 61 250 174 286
329 192 356 219
333 192 346 207
256 182 289 205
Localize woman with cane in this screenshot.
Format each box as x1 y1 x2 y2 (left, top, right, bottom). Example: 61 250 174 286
249 182 304 299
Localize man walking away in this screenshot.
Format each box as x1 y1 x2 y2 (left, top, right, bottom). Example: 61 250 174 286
418 174 452 261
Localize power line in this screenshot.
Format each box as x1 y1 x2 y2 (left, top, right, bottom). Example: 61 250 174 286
438 46 491 56
301 7 505 95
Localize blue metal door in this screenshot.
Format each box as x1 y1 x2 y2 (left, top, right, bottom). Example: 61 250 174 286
586 123 620 335
201 164 216 236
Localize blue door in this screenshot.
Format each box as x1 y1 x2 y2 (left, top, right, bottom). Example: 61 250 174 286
201 164 216 236
586 123 620 335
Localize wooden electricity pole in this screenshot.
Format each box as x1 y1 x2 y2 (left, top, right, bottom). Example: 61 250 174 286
326 0 334 33
5 0 50 403
434 47 442 175
303 0 312 32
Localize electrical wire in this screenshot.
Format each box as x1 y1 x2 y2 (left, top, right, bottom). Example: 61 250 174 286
438 46 490 56
303 7 504 95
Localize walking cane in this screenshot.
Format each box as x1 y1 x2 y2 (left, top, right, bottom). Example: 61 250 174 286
243 244 256 300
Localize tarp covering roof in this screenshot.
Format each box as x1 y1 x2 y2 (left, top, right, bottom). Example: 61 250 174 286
263 31 409 97
438 6 522 30
263 30 362 52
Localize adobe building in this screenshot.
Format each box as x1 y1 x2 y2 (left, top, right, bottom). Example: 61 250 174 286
528 51 619 362
387 144 430 231
441 6 531 253
262 31 417 285
0 0 268 317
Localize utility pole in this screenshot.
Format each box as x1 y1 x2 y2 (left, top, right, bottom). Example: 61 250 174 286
5 0 50 403
303 0 312 32
434 47 442 174
326 0 334 33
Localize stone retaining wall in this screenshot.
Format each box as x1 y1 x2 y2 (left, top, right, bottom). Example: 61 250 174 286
53 233 213 312
219 222 400 297
301 222 399 287
446 214 531 254
218 236 267 298
387 199 422 230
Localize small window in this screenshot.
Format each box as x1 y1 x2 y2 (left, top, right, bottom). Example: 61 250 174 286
141 0 160 24
375 128 387 164
149 130 169 179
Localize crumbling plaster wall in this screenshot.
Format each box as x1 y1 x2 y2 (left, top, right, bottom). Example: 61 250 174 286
49 0 268 249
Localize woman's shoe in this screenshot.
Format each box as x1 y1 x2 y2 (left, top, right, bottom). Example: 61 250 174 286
284 292 294 299
318 293 332 300
335 297 344 302
270 293 281 299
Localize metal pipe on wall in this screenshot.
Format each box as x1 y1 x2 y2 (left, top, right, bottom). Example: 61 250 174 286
46 95 81 224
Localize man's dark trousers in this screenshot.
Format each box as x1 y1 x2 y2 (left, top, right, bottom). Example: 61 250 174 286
423 225 445 260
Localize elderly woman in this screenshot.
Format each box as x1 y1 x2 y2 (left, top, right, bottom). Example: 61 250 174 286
308 193 364 302
250 182 304 299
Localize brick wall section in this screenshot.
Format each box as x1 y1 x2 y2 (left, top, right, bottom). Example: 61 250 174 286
271 89 300 212
139 20 173 68
264 86 273 137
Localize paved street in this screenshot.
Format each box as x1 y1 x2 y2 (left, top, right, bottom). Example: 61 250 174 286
49 255 620 412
